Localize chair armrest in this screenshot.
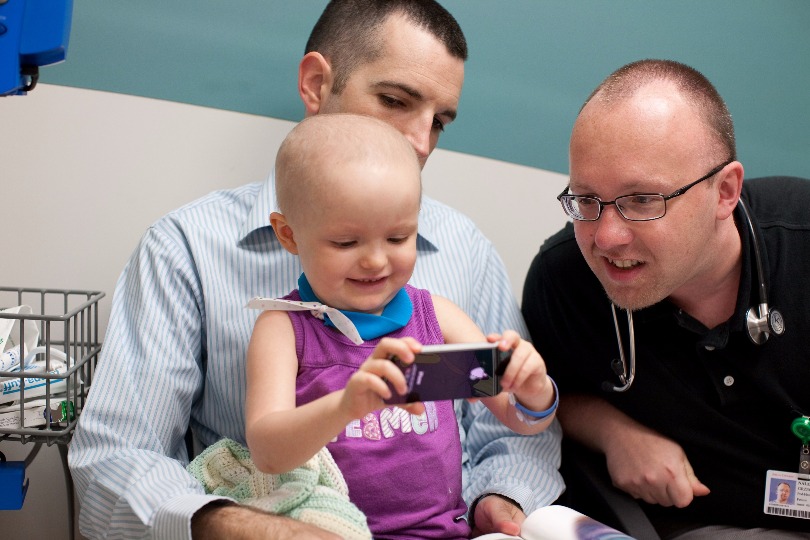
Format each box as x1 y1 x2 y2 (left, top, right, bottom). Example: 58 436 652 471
559 439 661 540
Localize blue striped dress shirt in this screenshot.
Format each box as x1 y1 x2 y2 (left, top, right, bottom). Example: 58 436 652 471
69 175 563 539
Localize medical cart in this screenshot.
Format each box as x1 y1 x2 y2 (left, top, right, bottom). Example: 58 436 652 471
0 287 104 540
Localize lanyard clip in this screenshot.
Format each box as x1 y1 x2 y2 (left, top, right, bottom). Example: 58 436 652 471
791 416 810 445
792 417 810 475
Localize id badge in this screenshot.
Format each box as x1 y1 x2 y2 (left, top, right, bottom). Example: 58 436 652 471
763 470 810 520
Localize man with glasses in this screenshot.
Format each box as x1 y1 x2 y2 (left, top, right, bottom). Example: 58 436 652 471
522 59 810 538
557 159 733 223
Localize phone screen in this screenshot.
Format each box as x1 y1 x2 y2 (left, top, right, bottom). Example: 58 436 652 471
384 342 510 404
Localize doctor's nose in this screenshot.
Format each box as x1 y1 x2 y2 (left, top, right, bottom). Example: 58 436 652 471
593 206 634 251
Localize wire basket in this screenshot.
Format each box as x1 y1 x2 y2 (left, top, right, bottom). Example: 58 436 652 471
0 287 104 446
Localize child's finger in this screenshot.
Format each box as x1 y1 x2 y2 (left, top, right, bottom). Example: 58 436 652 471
373 337 421 366
360 358 407 395
398 402 425 415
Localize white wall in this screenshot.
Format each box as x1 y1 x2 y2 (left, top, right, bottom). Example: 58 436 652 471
0 85 568 539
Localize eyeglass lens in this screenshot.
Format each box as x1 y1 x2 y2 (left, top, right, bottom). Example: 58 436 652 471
563 194 666 221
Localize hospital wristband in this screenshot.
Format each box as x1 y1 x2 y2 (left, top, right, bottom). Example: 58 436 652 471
509 377 559 425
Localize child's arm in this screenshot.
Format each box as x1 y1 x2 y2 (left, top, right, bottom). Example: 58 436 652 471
245 310 420 474
432 295 556 435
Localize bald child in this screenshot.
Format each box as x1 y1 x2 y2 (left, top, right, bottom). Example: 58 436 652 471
243 114 557 539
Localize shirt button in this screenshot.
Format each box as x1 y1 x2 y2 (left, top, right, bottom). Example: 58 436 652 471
723 376 735 386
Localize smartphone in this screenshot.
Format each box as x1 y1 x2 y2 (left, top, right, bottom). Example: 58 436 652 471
384 342 511 404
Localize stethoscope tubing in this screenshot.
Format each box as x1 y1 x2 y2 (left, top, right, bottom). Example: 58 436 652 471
605 197 781 392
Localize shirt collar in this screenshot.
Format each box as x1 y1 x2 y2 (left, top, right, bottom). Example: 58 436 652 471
238 171 278 242
416 206 440 251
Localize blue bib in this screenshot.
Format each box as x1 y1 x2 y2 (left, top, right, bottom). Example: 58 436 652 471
297 273 413 341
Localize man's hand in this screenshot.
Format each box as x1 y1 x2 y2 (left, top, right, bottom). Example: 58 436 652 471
559 394 710 509
471 494 525 537
604 427 710 508
192 502 341 540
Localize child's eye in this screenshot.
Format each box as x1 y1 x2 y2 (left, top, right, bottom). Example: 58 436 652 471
332 240 356 248
388 236 409 244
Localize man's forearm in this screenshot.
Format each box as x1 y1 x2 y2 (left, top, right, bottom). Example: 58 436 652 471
556 394 642 453
191 502 340 540
460 401 564 515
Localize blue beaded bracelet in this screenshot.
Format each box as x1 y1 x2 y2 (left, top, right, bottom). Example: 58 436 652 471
508 377 559 425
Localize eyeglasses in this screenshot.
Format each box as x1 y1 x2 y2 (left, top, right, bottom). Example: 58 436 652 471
558 159 733 222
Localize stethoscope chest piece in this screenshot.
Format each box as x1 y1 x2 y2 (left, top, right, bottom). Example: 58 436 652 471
745 304 785 345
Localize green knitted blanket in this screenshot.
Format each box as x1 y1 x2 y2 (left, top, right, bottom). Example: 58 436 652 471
187 438 371 539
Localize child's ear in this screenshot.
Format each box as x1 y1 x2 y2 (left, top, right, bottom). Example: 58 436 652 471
270 212 299 254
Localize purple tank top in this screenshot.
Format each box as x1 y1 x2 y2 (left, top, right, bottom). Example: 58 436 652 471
288 285 469 539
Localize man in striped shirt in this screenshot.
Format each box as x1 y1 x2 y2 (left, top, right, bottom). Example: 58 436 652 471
69 2 564 538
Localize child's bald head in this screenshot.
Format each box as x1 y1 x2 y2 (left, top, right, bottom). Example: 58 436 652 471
275 113 421 221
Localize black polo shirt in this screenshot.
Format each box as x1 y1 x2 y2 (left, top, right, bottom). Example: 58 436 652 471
523 176 810 531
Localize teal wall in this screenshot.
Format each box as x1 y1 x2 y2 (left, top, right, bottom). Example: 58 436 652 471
43 1 809 178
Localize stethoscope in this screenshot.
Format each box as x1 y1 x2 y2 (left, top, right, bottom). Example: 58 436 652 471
604 198 785 393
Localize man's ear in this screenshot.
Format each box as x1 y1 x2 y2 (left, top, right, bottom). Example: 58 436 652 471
717 160 744 220
299 52 333 116
270 212 299 254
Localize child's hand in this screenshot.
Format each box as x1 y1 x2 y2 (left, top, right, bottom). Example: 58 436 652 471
488 330 553 413
339 337 423 419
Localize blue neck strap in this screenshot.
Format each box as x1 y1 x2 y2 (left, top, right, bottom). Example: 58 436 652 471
297 274 412 341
